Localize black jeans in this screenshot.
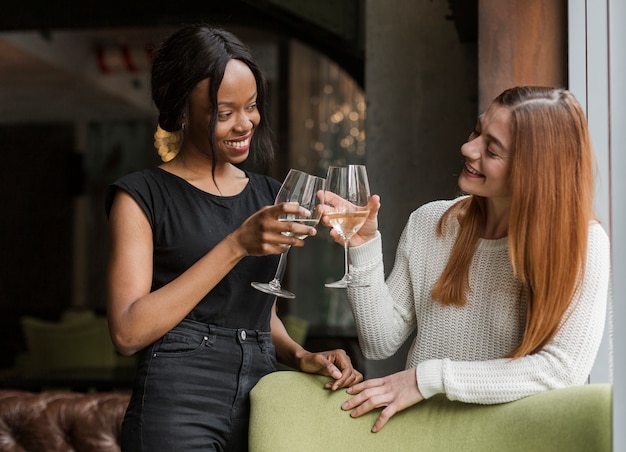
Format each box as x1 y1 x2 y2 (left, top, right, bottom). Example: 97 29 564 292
122 319 276 451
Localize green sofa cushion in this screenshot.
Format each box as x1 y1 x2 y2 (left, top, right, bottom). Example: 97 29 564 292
249 371 611 452
20 312 117 372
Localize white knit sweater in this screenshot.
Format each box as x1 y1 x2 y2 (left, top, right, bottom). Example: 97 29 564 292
347 198 611 404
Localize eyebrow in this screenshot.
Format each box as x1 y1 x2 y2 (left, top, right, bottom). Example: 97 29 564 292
217 92 258 107
486 133 506 151
477 116 507 151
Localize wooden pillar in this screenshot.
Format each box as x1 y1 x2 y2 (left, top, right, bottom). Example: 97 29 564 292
478 0 567 112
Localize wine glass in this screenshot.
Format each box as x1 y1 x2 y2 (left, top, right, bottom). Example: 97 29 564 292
251 169 325 299
324 165 370 289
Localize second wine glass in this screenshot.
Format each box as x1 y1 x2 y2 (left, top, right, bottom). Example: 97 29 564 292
324 165 370 289
251 169 325 299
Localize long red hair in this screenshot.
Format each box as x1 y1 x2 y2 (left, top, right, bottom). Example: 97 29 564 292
431 86 596 358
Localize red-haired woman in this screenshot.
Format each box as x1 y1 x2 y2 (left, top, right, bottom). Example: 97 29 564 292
325 86 611 432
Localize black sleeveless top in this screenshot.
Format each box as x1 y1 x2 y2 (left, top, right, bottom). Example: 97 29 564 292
105 167 281 330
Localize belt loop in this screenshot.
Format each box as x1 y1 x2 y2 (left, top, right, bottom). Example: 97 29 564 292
258 330 268 352
205 324 216 348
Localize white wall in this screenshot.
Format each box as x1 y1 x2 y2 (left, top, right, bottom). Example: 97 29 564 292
568 0 625 449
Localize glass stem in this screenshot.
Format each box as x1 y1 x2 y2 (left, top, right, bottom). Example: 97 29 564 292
269 246 292 290
343 238 351 282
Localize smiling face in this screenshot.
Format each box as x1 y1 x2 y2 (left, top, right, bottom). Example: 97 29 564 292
185 59 261 166
458 103 513 201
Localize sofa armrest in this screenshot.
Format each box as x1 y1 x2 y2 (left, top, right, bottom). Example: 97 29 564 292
249 371 611 452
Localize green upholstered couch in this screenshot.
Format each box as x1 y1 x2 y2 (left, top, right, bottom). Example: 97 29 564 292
249 371 612 452
4 309 136 377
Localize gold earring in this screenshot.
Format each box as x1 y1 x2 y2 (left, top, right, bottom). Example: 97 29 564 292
154 124 182 162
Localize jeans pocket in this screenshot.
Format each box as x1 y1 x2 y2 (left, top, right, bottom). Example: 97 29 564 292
153 329 207 357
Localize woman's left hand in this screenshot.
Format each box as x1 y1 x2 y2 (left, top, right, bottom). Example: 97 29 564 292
298 349 364 390
342 368 424 432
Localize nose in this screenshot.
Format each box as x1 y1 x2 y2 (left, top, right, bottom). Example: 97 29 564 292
461 137 480 161
234 112 255 132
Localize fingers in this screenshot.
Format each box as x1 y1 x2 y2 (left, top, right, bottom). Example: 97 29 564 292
372 407 394 433
323 367 364 391
316 351 345 380
276 201 312 217
320 190 341 206
299 349 363 390
346 390 397 433
342 382 397 433
281 219 318 241
340 369 423 432
272 202 318 242
343 381 390 413
368 194 381 216
321 349 364 390
240 203 319 255
322 191 380 212
319 194 381 247
344 377 383 400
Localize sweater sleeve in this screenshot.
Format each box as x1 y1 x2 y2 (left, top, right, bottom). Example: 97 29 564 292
346 204 440 359
417 223 611 404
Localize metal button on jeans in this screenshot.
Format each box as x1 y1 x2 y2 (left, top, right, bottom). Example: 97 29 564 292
240 330 247 341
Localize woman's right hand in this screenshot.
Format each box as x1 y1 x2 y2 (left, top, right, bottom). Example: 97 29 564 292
320 193 381 247
229 202 317 257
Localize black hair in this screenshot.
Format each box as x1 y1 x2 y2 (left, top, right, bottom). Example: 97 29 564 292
151 24 274 168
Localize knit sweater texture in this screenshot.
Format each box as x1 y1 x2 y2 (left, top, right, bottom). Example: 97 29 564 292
347 198 611 404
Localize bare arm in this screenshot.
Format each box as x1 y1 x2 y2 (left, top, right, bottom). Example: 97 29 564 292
106 190 315 355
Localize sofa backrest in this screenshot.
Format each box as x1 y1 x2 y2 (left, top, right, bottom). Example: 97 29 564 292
0 389 130 451
20 310 118 372
249 371 612 452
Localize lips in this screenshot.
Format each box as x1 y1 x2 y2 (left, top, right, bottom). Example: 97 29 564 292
464 163 484 177
224 136 251 152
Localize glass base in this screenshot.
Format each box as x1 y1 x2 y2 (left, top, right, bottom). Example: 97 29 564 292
324 275 369 289
251 281 296 299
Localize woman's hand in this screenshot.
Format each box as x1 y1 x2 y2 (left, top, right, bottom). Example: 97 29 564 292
229 202 317 257
270 304 362 390
320 192 381 247
342 368 424 432
298 349 364 390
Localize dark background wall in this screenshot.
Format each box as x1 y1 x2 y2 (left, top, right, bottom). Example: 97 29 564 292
0 125 75 366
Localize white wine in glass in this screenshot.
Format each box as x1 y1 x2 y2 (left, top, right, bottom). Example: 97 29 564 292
251 169 325 299
324 165 370 289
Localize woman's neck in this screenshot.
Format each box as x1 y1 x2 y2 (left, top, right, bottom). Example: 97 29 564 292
161 152 247 196
483 198 510 239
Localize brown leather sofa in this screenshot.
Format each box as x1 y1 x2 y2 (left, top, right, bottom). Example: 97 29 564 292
0 389 130 451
